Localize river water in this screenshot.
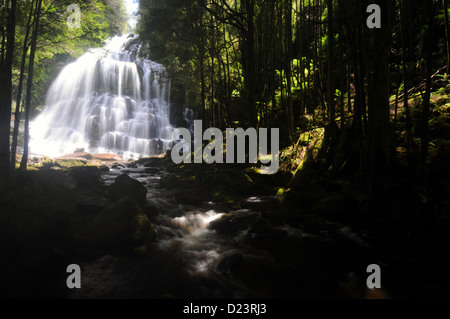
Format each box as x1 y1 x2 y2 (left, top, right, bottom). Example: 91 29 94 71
66 161 385 299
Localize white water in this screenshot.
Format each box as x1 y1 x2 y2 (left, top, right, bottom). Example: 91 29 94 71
30 34 174 160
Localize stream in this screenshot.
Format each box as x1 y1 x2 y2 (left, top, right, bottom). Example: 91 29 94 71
66 161 383 299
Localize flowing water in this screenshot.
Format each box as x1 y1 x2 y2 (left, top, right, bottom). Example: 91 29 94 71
30 34 173 160
28 36 386 299
64 162 383 299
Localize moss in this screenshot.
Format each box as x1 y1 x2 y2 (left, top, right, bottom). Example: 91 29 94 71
55 158 87 168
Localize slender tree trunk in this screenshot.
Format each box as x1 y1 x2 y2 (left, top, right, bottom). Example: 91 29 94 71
444 0 450 74
285 0 295 142
243 0 257 127
367 0 392 190
20 0 42 170
199 18 206 124
11 0 35 171
400 0 412 162
326 0 335 125
0 0 17 179
420 0 434 171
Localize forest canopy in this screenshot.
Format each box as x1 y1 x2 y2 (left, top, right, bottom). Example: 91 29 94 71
137 0 450 192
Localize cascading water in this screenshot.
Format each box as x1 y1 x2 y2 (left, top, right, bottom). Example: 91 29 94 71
30 34 173 160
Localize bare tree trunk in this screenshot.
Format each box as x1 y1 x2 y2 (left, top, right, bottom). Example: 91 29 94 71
243 0 257 127
285 0 295 142
444 0 450 73
20 0 42 170
400 0 412 163
367 0 392 190
0 0 17 179
326 0 335 125
420 0 434 171
11 0 35 171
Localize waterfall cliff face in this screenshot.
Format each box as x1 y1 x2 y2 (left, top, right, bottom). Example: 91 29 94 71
30 34 173 159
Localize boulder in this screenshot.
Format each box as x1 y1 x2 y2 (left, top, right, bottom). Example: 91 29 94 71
79 198 156 253
109 174 147 204
93 153 123 162
142 157 165 167
67 166 103 188
56 152 93 160
210 168 255 195
54 158 87 168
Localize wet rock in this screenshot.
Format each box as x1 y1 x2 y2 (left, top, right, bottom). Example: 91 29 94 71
174 190 205 205
126 162 138 169
215 251 244 276
56 152 93 160
211 169 255 195
109 174 148 205
98 165 110 172
79 198 156 253
144 167 160 174
211 186 242 208
160 174 196 190
112 163 126 169
93 153 123 162
242 223 288 251
142 203 159 220
240 196 280 211
67 166 103 188
209 211 260 237
142 157 165 167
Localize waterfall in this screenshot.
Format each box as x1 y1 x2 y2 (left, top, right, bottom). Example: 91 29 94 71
30 34 173 160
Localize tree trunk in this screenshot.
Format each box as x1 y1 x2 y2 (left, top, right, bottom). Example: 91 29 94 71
285 0 295 142
20 0 42 170
420 0 434 171
243 0 257 127
400 0 412 162
326 0 335 125
367 0 392 189
11 0 35 171
444 0 450 74
0 0 17 179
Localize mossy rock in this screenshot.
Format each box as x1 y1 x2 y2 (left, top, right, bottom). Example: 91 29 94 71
79 197 156 253
211 169 255 194
160 174 196 189
54 158 87 168
109 174 147 205
211 185 242 207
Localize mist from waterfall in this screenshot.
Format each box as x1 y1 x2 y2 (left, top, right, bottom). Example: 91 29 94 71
30 34 173 160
